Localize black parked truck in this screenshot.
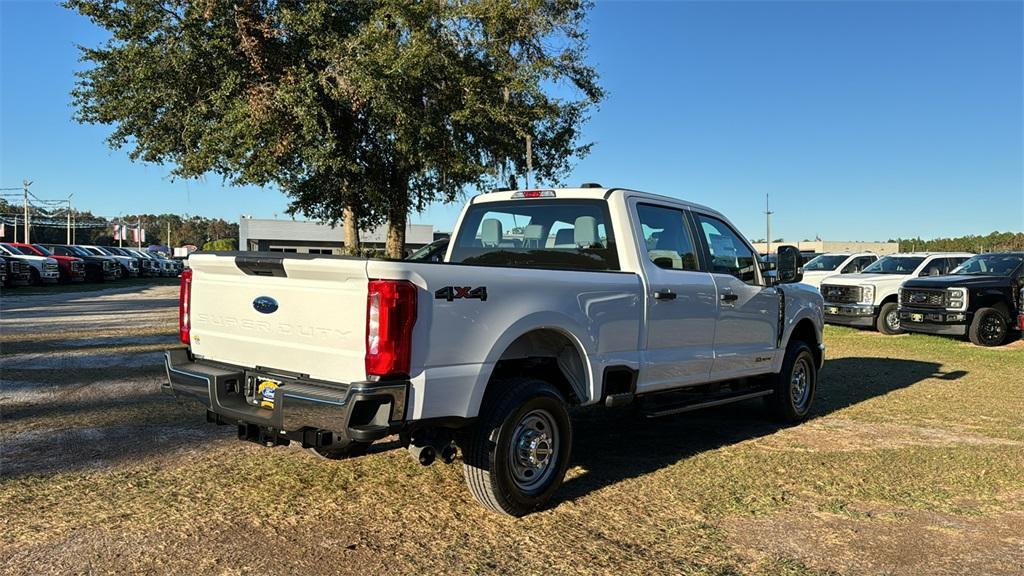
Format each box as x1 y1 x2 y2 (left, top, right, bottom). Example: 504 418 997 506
898 252 1024 346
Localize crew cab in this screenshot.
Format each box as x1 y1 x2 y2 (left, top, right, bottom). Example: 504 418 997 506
799 252 878 289
43 245 120 282
899 252 1023 346
11 243 86 283
165 186 825 516
0 243 60 285
820 252 973 335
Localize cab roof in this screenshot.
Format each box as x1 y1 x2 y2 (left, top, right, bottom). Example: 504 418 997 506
470 186 725 218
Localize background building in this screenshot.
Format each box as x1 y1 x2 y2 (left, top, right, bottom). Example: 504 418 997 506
239 217 435 255
750 240 899 256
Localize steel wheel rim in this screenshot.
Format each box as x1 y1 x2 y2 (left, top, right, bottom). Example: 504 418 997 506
508 408 559 492
790 356 812 411
886 310 900 331
981 314 1005 344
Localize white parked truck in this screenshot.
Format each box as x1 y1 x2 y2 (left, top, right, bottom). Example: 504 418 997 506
820 252 974 335
165 186 825 515
799 252 878 289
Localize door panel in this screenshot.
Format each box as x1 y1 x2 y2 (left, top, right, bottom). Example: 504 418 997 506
632 202 718 392
691 213 780 378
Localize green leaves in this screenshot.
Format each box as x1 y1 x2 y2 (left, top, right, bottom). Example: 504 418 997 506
68 0 603 256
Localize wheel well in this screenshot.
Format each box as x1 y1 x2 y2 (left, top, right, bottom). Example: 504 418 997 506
880 294 898 305
977 295 1011 317
488 329 587 405
789 319 821 367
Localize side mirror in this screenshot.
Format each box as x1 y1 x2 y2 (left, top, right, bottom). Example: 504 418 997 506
776 245 803 284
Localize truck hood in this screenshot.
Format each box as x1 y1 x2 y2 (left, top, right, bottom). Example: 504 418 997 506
1 253 50 264
902 274 1012 289
817 273 908 287
799 270 841 288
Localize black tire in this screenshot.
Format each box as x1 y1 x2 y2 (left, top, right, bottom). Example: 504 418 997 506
876 301 902 335
461 378 572 517
969 307 1009 347
29 268 41 286
766 339 817 423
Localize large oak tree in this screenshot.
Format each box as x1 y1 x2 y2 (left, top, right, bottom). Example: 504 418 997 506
68 0 603 257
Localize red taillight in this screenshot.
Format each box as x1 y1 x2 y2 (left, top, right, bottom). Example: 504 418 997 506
179 268 193 345
365 279 418 379
1018 313 1024 332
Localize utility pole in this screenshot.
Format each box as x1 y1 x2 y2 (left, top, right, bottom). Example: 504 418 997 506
12 215 17 243
66 193 74 244
118 215 124 248
167 221 172 249
765 193 774 256
22 180 32 244
137 215 142 249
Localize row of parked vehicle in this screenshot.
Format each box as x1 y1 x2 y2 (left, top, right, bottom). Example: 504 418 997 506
799 250 1024 347
0 242 184 288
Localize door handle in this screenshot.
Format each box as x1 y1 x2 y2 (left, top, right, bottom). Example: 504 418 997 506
654 290 677 301
720 293 739 302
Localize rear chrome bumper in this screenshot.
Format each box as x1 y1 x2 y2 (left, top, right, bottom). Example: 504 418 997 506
163 348 408 445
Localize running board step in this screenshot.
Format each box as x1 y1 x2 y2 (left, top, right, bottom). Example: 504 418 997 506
642 389 773 418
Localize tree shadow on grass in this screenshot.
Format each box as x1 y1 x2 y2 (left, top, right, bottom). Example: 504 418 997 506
555 357 965 506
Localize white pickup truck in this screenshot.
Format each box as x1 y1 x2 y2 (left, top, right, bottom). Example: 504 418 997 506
165 186 825 515
820 252 974 335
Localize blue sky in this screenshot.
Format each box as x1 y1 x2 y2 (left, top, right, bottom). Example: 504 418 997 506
1 0 1021 241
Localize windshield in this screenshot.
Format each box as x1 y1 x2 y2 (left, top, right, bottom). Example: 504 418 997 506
68 246 93 257
450 200 619 271
803 255 848 271
951 254 1023 276
32 244 53 256
93 246 116 256
862 256 926 275
0 243 33 256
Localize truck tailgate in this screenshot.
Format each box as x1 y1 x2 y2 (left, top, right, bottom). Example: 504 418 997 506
187 254 369 384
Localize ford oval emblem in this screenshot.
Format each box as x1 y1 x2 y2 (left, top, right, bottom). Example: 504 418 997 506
253 296 279 314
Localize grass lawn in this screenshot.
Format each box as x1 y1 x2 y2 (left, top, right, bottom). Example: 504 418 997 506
1 276 179 296
1 323 1021 575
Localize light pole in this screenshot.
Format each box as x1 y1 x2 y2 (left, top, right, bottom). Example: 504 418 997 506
765 193 774 256
66 193 74 244
22 180 32 243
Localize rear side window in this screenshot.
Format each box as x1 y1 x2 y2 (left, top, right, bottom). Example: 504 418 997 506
693 214 759 285
635 204 699 271
450 200 619 271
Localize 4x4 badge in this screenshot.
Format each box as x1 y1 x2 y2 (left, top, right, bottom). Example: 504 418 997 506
435 286 487 302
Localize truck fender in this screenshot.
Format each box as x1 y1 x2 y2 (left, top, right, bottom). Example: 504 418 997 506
465 312 594 418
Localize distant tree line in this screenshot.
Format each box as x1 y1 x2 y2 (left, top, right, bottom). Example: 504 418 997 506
892 231 1024 253
0 198 237 248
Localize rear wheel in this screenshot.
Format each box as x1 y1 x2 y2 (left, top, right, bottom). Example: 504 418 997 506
461 378 572 516
876 301 902 335
766 339 817 423
969 307 1009 347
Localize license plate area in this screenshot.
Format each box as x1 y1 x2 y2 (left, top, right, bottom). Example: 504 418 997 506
826 306 840 315
910 313 924 323
245 374 283 409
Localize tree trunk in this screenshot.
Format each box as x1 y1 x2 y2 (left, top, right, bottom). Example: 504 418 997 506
342 204 360 255
385 180 408 259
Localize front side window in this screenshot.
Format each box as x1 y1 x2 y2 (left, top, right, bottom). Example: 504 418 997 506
450 200 618 271
693 214 759 285
862 256 925 275
635 204 699 271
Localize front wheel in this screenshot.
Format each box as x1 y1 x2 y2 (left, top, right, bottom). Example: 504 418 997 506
461 378 572 516
876 302 902 335
969 307 1009 347
766 339 817 423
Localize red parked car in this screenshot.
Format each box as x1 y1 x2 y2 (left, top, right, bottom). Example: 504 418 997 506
11 242 86 283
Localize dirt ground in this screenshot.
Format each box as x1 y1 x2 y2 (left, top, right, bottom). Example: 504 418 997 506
1 284 1022 575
